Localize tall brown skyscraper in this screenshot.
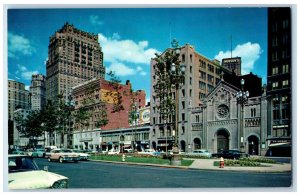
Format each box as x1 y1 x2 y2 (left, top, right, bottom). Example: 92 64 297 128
46 22 105 102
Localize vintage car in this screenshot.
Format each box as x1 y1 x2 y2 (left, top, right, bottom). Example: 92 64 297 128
211 149 249 159
187 149 212 158
31 149 46 158
70 149 90 161
47 149 80 163
8 155 69 189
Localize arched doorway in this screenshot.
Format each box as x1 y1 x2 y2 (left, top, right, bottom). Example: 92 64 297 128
193 138 201 149
152 141 157 150
216 129 229 152
180 140 186 152
248 135 259 155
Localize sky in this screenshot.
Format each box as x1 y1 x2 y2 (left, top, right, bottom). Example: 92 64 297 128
7 7 268 102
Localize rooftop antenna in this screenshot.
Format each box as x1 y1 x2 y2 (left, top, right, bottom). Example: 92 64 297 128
230 35 233 58
169 22 172 48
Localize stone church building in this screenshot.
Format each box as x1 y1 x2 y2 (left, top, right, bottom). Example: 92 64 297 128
188 79 268 156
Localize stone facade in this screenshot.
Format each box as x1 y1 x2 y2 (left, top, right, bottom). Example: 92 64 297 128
187 80 268 155
46 22 105 102
30 74 46 111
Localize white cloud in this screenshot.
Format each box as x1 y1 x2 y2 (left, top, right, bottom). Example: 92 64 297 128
214 42 262 75
8 32 36 58
106 63 147 77
98 33 157 77
89 15 104 26
98 33 159 64
21 71 39 80
15 64 39 80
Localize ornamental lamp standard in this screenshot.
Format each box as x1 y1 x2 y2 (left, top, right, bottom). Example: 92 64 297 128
169 44 186 152
67 92 74 148
236 78 249 153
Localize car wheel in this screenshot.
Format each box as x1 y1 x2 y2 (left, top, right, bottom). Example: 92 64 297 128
48 157 51 162
59 157 64 163
74 160 78 163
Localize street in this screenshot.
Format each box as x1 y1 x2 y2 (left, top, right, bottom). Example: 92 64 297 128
34 158 292 189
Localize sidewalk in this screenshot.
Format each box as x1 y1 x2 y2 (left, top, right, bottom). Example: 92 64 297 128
91 158 292 173
188 158 292 173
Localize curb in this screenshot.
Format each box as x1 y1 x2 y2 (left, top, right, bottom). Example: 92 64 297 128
89 159 291 173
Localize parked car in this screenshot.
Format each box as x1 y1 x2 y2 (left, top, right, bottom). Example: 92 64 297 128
108 149 120 155
31 149 46 158
71 149 90 161
212 149 246 159
187 149 212 158
10 149 25 155
47 149 80 163
138 149 160 156
8 154 69 189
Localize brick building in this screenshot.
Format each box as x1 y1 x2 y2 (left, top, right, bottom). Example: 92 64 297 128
72 78 146 150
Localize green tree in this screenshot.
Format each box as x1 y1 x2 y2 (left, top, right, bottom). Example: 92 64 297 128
21 110 44 147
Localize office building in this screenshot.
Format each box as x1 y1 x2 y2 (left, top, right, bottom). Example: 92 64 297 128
46 22 105 102
30 74 46 111
266 7 292 156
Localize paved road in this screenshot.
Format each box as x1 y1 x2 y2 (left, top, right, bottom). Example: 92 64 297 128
34 158 292 189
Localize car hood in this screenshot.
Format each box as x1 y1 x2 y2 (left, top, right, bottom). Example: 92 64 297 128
9 170 68 189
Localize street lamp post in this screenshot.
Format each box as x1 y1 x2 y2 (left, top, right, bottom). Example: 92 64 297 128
236 78 249 153
67 93 73 149
169 46 186 151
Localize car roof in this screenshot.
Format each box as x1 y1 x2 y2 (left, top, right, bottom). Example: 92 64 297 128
8 154 31 158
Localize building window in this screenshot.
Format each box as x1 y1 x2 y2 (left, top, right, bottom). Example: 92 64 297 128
273 109 280 120
160 128 164 137
272 67 279 75
272 82 279 89
181 54 185 63
200 71 206 80
282 64 289 73
272 37 278 47
272 51 278 61
207 84 214 92
199 81 206 90
251 108 256 117
282 80 289 88
282 96 289 104
282 108 290 119
207 74 214 84
283 19 289 29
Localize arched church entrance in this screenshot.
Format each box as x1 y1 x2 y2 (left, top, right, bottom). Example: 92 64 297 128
248 135 259 155
180 140 186 152
216 129 229 152
193 138 201 149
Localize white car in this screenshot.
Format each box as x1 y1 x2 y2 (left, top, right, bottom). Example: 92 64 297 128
71 149 90 160
187 149 212 158
8 155 69 189
108 149 119 155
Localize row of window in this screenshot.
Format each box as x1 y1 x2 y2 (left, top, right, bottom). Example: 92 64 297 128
272 19 289 33
272 79 289 89
271 64 289 75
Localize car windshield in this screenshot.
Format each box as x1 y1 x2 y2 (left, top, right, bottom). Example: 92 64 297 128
9 156 39 173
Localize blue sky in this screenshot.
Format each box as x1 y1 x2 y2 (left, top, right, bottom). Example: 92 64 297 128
7 7 267 102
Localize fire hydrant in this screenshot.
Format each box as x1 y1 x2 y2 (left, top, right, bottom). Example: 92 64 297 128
122 154 126 162
219 157 225 168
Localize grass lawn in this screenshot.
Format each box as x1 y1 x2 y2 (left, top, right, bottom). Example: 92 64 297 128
90 154 194 166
